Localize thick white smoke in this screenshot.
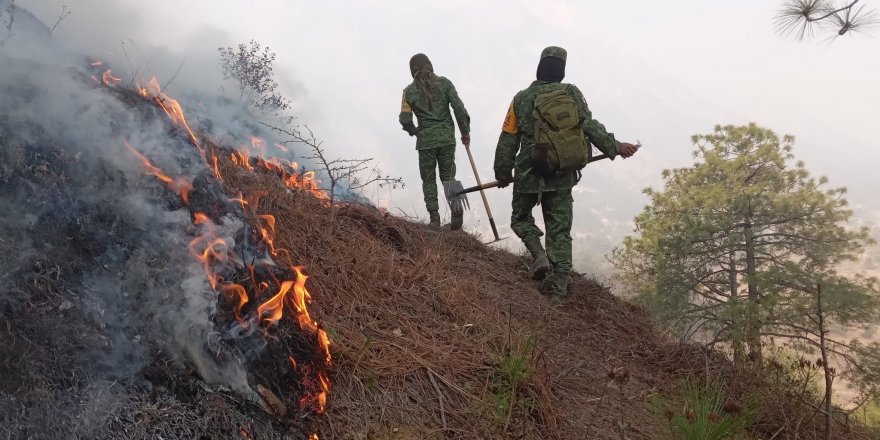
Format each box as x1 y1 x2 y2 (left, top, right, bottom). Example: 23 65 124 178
0 1 251 392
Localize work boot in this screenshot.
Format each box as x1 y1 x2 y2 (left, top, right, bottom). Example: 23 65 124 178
540 270 570 298
428 210 440 228
550 272 570 297
450 200 464 231
522 236 550 280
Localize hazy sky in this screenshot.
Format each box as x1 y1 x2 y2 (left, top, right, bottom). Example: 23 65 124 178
17 0 880 275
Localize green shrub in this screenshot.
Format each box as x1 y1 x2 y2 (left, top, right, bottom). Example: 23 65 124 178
651 381 755 440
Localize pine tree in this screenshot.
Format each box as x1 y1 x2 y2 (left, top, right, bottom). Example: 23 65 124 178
612 124 879 385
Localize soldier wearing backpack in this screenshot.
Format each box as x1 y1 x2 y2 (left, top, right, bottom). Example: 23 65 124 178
493 46 639 297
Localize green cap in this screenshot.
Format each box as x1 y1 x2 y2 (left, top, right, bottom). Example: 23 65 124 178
540 46 567 62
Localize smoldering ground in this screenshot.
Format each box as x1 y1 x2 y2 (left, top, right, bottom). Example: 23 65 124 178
0 4 292 439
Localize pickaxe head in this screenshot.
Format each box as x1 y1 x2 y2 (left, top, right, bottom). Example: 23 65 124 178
443 180 470 210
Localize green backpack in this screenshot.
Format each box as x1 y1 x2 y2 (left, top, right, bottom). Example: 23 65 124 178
531 85 589 176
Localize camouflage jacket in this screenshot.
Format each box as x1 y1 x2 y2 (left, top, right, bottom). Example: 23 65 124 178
399 76 470 150
494 80 620 193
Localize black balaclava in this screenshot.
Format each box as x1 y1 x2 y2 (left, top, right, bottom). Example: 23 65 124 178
536 57 566 82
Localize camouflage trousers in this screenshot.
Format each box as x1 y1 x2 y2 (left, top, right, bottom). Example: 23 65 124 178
418 144 456 213
510 189 574 276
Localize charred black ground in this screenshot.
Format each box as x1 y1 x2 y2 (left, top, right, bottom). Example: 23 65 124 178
0 67 326 438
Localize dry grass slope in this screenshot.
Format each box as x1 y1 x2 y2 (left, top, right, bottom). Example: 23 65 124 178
221 156 701 439
219 151 879 440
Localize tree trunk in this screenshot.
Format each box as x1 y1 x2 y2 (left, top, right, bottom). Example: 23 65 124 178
329 185 337 224
744 202 762 362
729 248 745 364
817 283 833 440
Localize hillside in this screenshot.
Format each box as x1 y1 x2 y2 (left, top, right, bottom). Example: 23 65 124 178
220 159 877 440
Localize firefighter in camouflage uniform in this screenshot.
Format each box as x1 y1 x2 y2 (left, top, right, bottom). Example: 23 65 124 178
493 46 639 297
399 53 471 229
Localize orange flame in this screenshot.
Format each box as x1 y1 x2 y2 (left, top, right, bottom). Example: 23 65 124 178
212 154 222 181
317 371 330 413
102 69 122 87
229 192 248 209
234 146 254 171
257 279 293 325
317 328 332 365
220 283 249 317
219 136 330 203
258 214 278 256
124 140 192 204
137 77 203 155
287 267 317 333
186 213 234 290
251 136 267 157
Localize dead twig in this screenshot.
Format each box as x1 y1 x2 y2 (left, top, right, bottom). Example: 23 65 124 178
161 57 187 91
49 4 70 34
427 368 448 432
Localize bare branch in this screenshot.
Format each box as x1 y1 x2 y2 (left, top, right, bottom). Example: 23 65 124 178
49 4 71 34
3 0 15 36
261 121 404 218
161 57 187 91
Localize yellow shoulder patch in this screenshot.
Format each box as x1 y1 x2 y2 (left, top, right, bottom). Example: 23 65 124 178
401 91 412 113
501 100 518 134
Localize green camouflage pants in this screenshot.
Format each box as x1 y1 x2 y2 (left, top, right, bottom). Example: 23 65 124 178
510 189 574 275
418 144 456 213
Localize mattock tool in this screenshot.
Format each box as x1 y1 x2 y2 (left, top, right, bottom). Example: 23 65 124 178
456 141 644 197
461 140 505 243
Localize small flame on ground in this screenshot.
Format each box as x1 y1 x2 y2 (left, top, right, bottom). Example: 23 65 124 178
232 145 255 171
102 70 122 87
212 154 222 181
258 214 279 256
221 284 249 318
124 140 192 204
221 136 329 204
317 371 330 412
239 423 253 440
229 192 248 209
257 280 293 325
251 136 267 156
136 77 203 155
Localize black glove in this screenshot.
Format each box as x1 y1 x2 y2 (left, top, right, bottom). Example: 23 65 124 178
402 123 418 137
496 176 512 188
